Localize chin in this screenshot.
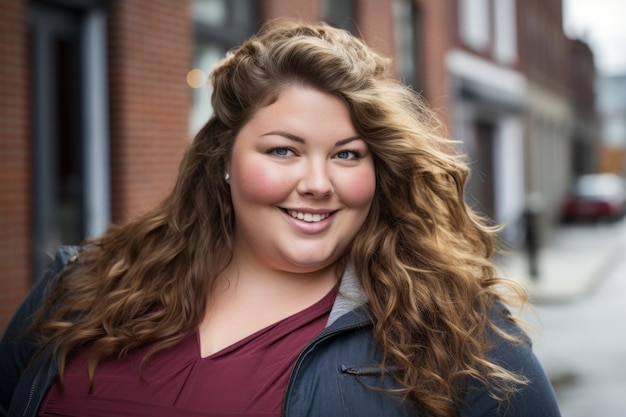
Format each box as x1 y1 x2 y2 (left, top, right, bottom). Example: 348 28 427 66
281 256 339 273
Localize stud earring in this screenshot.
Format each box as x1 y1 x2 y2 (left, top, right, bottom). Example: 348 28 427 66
224 173 230 181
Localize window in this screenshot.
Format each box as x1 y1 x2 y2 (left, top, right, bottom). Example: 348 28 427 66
494 0 517 64
393 0 423 92
29 0 110 277
322 0 356 33
604 117 626 147
459 0 490 52
189 0 258 135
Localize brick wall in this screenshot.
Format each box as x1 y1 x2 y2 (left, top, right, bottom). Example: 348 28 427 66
569 39 596 113
108 0 193 222
0 0 194 333
518 0 570 95
262 0 322 21
0 0 30 333
356 0 394 60
417 0 454 132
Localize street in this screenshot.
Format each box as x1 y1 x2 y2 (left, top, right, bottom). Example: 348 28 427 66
520 218 626 416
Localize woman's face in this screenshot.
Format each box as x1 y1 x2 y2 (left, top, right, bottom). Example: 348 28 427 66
226 86 376 274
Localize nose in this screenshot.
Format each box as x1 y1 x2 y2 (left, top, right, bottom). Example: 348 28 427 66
297 158 333 199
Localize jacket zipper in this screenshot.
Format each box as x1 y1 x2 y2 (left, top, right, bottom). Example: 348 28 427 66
22 356 58 417
280 321 370 417
340 364 396 376
22 369 41 417
18 247 77 417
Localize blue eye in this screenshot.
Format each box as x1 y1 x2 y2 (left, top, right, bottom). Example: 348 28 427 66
336 150 360 160
268 147 295 157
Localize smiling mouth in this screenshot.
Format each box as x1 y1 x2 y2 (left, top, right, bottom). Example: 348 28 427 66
286 210 331 223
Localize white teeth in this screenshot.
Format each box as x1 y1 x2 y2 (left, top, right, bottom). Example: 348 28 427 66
288 210 330 223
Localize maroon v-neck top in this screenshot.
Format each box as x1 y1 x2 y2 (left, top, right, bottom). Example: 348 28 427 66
39 287 337 417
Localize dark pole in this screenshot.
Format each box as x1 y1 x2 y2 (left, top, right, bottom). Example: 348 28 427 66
523 193 543 281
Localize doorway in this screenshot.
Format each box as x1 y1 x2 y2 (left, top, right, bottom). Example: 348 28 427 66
29 0 110 276
467 121 496 222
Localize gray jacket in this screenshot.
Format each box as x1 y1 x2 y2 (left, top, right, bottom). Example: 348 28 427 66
0 246 561 416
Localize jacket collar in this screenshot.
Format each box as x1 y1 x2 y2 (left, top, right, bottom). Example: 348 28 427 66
326 264 370 328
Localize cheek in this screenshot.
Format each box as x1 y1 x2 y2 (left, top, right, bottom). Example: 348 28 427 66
234 160 291 204
336 166 376 208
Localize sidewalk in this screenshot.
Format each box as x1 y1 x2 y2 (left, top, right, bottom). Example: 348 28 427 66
495 219 626 303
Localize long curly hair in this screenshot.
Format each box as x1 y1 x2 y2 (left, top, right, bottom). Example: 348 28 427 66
33 20 527 417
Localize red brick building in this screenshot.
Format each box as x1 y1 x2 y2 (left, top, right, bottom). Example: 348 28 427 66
1 0 31 333
0 0 597 333
1 0 194 332
0 0 410 334
569 38 599 175
517 0 598 240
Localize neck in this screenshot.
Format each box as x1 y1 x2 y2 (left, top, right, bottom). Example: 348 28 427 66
216 253 340 303
198 251 341 357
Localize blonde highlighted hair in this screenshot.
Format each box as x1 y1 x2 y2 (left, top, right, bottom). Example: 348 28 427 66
33 20 527 417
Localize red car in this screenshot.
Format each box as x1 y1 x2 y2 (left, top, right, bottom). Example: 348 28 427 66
561 174 626 222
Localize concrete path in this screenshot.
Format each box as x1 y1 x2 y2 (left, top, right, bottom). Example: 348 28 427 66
495 218 626 303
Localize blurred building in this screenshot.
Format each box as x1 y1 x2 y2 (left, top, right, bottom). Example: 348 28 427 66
0 0 598 332
447 0 527 246
569 39 599 176
1 0 193 332
517 0 599 245
597 74 626 175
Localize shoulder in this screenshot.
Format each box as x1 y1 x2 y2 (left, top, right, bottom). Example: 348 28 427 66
7 245 79 328
29 245 80 307
0 245 79 416
461 301 562 416
486 301 529 343
484 301 540 369
1 245 80 342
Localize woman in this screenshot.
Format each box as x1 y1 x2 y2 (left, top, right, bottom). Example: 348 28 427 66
0 20 560 417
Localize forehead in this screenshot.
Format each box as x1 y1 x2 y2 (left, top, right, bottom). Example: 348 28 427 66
237 86 358 140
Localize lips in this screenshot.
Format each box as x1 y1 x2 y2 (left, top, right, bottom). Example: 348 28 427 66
286 209 332 223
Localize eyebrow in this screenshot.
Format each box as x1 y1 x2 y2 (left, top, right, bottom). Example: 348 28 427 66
261 130 363 147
